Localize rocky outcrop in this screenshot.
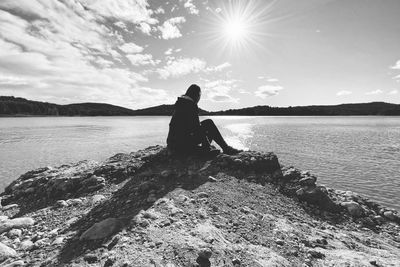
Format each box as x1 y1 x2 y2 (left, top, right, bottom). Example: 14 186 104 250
0 146 399 266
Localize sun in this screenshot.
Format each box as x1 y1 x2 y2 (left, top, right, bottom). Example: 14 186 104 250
204 0 276 54
222 17 248 41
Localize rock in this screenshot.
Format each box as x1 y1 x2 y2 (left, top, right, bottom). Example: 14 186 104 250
1 260 25 267
91 194 106 204
232 259 241 266
197 192 209 199
7 229 22 239
2 204 19 211
52 237 64 245
19 240 34 251
0 242 17 261
308 250 325 259
65 217 79 226
0 218 35 234
208 176 217 182
55 200 68 208
83 253 98 263
0 216 9 222
341 201 365 217
66 198 83 206
282 167 301 182
297 186 339 212
275 239 284 246
142 211 159 220
80 218 124 240
299 176 317 186
383 211 399 221
198 248 212 259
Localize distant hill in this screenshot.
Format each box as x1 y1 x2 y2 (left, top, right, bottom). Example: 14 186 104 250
1 96 400 116
130 104 209 116
0 96 208 116
210 102 400 116
0 96 137 116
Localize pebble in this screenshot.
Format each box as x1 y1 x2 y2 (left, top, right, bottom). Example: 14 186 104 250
0 242 17 261
208 176 218 182
83 253 98 263
196 192 209 199
19 240 34 251
91 194 106 204
8 229 22 239
55 200 68 208
275 239 284 246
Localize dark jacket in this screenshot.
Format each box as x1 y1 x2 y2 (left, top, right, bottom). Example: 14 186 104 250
167 96 202 151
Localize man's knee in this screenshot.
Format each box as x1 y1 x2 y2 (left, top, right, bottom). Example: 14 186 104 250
201 119 214 127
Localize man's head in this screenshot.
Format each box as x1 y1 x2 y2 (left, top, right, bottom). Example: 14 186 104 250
185 84 201 103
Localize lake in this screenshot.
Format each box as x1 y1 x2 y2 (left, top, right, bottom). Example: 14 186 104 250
1 116 399 210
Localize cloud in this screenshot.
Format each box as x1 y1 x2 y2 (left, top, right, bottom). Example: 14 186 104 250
80 0 158 24
137 22 152 35
388 89 398 95
206 62 231 72
120 43 144 54
204 80 239 103
255 85 283 98
365 89 383 95
158 17 186 39
391 60 400 70
126 54 157 66
267 78 279 82
0 0 169 108
184 0 199 15
336 90 352 96
158 57 206 79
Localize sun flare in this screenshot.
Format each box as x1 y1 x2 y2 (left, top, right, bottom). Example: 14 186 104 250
222 17 248 42
204 0 275 54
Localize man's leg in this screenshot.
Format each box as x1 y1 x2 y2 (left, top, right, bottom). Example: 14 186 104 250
200 119 228 149
201 119 242 155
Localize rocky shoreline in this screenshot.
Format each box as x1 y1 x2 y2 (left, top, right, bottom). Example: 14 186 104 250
0 146 399 266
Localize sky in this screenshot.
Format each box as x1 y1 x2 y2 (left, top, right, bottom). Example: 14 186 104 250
0 0 400 111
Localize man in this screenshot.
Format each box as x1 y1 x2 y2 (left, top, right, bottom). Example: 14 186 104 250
167 84 242 156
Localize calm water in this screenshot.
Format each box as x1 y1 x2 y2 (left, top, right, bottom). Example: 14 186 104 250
1 116 399 210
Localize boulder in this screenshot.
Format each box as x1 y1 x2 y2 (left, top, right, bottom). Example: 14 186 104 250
80 218 124 240
341 201 365 217
0 242 17 261
0 218 35 234
297 186 339 212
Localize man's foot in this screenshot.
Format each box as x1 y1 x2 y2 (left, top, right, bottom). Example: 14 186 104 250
201 146 220 157
223 145 242 155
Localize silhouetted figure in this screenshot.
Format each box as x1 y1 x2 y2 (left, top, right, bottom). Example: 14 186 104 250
167 84 242 156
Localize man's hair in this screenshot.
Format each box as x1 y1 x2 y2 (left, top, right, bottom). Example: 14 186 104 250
185 84 201 101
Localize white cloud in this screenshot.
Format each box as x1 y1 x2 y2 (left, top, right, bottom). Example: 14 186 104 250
158 57 206 79
137 22 152 35
126 54 157 66
165 48 173 55
120 43 144 54
184 0 199 15
158 17 186 39
255 85 283 98
388 89 398 95
204 79 239 102
0 1 167 108
365 89 383 95
336 90 352 96
267 78 279 82
206 62 231 72
79 0 158 24
391 60 400 70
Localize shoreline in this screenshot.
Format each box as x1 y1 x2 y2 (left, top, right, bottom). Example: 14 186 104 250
0 146 399 266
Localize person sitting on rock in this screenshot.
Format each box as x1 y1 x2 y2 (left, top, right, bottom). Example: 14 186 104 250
167 84 242 156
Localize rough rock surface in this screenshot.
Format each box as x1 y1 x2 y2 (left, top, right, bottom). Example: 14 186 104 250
0 145 399 266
